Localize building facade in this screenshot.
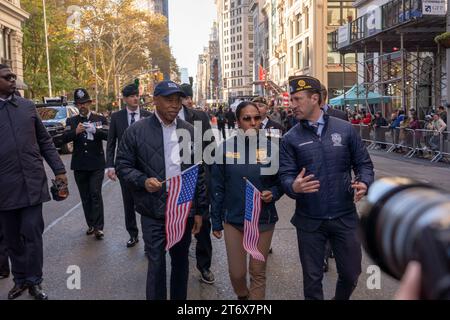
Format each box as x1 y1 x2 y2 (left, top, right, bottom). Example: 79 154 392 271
0 0 29 84
261 0 356 99
216 0 254 102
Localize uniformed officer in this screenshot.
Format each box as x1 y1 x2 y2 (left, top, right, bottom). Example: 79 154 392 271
279 76 374 300
63 88 109 239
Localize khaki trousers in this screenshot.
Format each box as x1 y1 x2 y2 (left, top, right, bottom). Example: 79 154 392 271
223 223 274 300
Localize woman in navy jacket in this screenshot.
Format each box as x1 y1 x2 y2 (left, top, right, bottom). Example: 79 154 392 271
211 101 283 300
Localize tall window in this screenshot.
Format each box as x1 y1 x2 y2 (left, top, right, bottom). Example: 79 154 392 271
296 42 302 69
327 1 355 26
305 37 309 67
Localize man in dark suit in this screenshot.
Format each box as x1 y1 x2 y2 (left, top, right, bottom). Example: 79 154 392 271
63 88 109 240
321 85 348 121
0 222 9 279
252 96 284 135
0 64 67 300
106 84 152 247
179 83 216 284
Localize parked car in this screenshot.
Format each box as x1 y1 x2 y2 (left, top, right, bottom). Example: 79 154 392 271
36 102 79 154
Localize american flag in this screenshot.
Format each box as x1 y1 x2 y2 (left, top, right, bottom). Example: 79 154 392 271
165 164 200 251
244 179 265 262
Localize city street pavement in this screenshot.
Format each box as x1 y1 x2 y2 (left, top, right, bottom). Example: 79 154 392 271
1 139 449 300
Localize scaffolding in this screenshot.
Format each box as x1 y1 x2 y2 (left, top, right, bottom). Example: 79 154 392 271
332 0 447 118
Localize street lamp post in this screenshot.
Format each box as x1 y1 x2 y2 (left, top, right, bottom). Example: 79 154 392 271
42 0 53 97
94 41 98 112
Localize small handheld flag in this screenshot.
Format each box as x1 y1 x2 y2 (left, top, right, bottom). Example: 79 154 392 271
244 178 265 262
165 164 200 251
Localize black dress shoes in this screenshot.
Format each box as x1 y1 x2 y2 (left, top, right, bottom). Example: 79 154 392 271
86 227 95 235
94 230 104 240
28 284 48 300
126 237 139 248
8 283 28 300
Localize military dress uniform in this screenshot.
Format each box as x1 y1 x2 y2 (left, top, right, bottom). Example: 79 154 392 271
63 89 109 237
279 76 374 300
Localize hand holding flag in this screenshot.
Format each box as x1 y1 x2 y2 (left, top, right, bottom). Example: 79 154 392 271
165 164 200 251
244 178 265 262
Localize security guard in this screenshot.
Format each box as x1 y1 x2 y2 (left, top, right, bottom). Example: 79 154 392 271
179 83 216 284
106 84 152 248
279 76 374 300
63 88 109 239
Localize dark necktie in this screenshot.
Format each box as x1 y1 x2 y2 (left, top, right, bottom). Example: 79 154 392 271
130 112 136 125
311 123 320 136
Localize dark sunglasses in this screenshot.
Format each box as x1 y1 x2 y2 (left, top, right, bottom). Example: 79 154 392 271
241 115 262 122
0 74 17 82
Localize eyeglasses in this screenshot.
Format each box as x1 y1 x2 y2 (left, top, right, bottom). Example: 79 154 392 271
0 74 17 82
241 115 262 122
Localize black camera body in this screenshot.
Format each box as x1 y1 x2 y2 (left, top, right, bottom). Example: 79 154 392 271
360 177 450 300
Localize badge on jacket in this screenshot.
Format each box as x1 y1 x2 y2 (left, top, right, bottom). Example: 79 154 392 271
331 133 343 147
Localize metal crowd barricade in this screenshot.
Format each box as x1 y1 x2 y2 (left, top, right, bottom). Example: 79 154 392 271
360 124 372 144
368 126 394 150
400 128 416 158
435 131 450 163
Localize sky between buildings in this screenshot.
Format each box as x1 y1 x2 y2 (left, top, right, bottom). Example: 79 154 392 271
169 0 216 80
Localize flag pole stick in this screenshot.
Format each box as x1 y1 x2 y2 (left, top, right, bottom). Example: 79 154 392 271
161 162 203 185
243 177 261 192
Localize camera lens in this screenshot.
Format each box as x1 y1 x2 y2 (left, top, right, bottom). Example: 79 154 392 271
360 177 450 280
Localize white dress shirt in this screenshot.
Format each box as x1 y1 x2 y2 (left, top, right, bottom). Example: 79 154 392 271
177 107 185 121
261 117 269 129
155 111 182 189
127 107 141 126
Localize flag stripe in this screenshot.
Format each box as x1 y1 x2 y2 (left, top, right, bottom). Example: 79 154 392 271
165 165 199 251
243 180 265 262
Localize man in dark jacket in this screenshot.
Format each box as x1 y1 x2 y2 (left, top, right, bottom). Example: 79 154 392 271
321 85 348 121
216 106 227 140
225 107 236 131
252 96 284 134
63 88 108 240
0 64 67 300
279 75 374 300
106 84 152 248
116 81 208 300
179 83 216 284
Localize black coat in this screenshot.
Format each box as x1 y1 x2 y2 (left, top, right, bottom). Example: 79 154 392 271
325 106 348 122
0 96 66 211
63 113 109 171
264 118 285 131
106 108 152 168
115 114 208 220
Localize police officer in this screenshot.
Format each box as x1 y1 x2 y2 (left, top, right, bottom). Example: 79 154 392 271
106 84 152 247
63 88 109 239
179 83 216 284
279 76 374 300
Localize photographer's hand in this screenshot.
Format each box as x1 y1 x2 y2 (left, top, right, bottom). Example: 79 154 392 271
394 261 422 300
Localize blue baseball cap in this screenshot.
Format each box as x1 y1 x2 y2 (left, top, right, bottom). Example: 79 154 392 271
153 80 186 97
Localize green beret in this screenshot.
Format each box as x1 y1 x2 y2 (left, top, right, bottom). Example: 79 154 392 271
180 83 193 97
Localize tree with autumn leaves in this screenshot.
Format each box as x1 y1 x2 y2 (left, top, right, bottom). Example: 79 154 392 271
22 0 178 108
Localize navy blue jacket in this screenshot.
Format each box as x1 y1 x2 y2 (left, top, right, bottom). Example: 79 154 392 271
211 134 284 231
279 114 374 227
